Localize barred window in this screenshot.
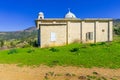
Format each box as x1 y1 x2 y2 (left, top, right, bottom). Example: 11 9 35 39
86 32 93 40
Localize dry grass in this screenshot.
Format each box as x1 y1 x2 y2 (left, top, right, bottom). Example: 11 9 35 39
0 64 119 80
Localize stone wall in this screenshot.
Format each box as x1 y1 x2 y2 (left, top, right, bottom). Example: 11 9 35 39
36 19 113 48
40 24 66 48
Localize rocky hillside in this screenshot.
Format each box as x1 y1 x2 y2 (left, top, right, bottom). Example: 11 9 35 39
0 26 37 41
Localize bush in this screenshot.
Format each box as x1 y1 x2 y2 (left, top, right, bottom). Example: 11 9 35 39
28 40 38 47
99 42 106 45
49 48 59 52
0 40 4 47
27 49 35 53
8 49 18 55
22 44 31 48
10 42 16 48
70 47 79 52
114 27 120 35
90 43 97 46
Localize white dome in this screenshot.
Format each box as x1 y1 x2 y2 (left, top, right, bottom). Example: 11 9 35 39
39 12 44 15
65 10 76 19
38 12 44 19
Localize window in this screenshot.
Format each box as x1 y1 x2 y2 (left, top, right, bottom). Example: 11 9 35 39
102 29 105 32
51 32 56 41
86 32 93 40
40 17 42 19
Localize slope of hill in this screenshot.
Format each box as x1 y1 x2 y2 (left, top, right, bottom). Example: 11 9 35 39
0 26 37 41
24 26 37 32
0 26 38 49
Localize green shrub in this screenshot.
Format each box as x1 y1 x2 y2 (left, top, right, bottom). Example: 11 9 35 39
99 42 106 45
114 27 120 35
70 47 79 52
27 49 35 53
90 43 97 46
0 40 4 47
22 44 31 48
8 49 18 55
49 48 59 52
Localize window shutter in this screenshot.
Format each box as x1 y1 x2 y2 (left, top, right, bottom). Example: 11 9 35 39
89 32 93 40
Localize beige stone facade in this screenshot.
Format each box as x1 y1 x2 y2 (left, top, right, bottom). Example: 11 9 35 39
35 12 113 48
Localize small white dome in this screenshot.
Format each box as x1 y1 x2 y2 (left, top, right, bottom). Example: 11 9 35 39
39 12 44 15
38 12 44 19
65 10 76 19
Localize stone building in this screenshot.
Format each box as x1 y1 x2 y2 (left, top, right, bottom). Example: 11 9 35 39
35 10 113 48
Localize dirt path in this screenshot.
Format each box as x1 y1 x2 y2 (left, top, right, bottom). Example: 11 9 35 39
0 64 120 80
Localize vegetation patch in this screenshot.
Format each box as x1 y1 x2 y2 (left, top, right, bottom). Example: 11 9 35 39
8 48 18 55
70 47 79 52
43 71 118 80
27 48 35 53
49 47 59 52
0 36 120 68
90 43 97 46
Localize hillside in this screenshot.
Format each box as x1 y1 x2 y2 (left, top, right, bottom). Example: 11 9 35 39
0 26 38 49
0 26 37 41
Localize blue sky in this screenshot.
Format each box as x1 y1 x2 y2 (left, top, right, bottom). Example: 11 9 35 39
0 0 120 31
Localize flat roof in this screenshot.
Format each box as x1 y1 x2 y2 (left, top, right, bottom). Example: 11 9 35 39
35 18 113 22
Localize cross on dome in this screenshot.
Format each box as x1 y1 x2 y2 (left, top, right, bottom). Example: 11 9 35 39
65 8 76 19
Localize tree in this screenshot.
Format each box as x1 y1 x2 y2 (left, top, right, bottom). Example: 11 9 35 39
114 27 120 35
10 41 16 48
0 40 4 47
